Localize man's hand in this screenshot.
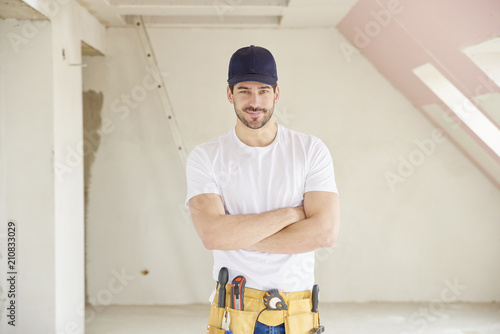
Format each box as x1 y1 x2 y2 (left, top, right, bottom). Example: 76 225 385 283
249 191 339 254
188 193 304 250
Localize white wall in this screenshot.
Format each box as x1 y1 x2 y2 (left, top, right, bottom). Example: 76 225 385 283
84 27 500 304
1 0 106 332
83 28 201 305
0 19 54 333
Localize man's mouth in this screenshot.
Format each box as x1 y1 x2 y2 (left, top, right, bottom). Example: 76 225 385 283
247 111 263 117
245 108 265 117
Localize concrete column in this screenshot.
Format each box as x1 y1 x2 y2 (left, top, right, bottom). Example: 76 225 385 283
50 2 105 332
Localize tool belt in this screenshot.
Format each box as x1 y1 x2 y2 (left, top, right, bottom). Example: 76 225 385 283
207 284 321 334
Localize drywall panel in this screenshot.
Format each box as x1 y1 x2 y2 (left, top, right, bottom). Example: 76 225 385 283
84 27 500 304
421 103 500 187
82 29 198 306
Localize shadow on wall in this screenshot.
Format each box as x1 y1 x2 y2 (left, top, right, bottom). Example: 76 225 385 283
83 89 103 303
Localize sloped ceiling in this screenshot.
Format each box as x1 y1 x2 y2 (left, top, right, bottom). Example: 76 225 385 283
5 0 499 188
337 0 500 188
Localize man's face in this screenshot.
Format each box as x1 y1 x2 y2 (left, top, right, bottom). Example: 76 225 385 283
227 81 280 130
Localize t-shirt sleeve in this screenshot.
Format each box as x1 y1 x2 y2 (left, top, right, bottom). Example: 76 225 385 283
304 139 338 194
185 147 221 207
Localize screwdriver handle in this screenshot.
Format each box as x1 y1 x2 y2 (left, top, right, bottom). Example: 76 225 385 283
218 267 228 308
312 284 319 313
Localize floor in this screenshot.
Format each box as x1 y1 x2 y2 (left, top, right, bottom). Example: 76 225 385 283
85 303 500 334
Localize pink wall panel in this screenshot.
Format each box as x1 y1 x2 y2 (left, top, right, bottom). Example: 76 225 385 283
337 0 500 106
337 0 500 187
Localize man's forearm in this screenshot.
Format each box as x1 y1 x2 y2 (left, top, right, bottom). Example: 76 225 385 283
248 216 335 254
249 192 340 254
205 208 298 250
190 194 305 250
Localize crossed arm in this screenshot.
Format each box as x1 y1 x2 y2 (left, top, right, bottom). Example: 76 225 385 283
188 191 339 254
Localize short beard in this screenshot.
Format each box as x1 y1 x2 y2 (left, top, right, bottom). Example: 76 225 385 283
234 103 275 130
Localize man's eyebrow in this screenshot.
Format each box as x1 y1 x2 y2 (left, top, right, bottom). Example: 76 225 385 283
236 85 272 90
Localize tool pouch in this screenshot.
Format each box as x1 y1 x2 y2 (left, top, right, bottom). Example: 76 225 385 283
207 294 227 334
207 302 226 334
227 308 258 333
226 291 259 333
208 325 226 334
284 298 321 334
207 286 321 334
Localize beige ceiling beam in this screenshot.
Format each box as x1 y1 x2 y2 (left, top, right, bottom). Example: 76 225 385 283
115 6 284 17
110 0 288 7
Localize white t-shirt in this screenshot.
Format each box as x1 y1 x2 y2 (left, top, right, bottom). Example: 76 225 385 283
185 123 338 296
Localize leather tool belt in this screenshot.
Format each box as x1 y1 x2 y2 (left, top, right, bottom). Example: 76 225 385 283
207 284 321 334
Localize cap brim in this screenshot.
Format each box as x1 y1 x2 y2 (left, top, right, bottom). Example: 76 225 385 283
228 73 277 86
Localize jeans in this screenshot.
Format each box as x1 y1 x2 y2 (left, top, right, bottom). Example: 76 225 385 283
253 321 285 334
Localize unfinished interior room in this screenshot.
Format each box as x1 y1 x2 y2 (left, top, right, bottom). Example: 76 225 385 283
1 0 499 333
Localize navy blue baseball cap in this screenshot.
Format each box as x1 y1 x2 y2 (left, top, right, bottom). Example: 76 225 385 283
228 45 278 86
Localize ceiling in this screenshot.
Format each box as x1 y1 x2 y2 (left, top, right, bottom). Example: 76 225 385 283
6 0 358 28
0 0 47 20
338 0 500 188
3 0 499 189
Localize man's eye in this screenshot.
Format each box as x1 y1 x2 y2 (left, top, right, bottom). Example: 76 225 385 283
260 90 269 94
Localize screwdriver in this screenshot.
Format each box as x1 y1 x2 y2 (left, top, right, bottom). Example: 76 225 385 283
218 267 228 309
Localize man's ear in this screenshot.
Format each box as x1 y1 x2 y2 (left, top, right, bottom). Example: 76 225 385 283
227 85 233 104
274 84 280 104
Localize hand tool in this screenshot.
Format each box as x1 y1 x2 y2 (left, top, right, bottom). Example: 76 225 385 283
310 327 325 334
210 267 229 334
255 288 289 329
263 288 288 311
218 267 229 308
230 276 246 311
312 284 319 313
310 284 325 334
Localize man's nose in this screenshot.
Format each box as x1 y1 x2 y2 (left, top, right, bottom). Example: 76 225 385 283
248 92 260 107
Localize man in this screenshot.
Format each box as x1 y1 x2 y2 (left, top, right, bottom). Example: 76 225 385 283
186 45 340 334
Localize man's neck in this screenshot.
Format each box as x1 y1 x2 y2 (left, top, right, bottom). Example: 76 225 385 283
235 119 278 147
